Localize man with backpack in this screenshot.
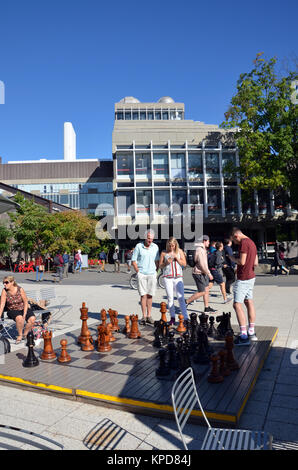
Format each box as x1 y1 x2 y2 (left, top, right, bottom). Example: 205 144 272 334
185 235 217 314
62 251 70 278
53 253 64 283
74 250 82 273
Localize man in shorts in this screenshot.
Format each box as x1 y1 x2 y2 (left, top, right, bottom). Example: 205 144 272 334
186 235 217 314
227 227 258 345
132 230 159 325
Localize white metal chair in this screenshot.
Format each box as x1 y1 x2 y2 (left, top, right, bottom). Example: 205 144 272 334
0 424 63 450
0 313 15 340
40 287 72 328
171 367 273 450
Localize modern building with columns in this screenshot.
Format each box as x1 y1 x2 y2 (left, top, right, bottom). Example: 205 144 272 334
112 96 298 248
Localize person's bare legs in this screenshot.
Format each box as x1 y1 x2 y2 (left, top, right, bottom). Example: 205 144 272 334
140 295 148 318
15 316 24 341
220 282 227 301
244 299 256 324
146 295 153 318
23 316 36 338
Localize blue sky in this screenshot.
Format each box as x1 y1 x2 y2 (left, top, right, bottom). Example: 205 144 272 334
0 0 297 162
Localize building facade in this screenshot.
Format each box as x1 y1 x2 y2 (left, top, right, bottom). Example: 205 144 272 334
112 96 298 248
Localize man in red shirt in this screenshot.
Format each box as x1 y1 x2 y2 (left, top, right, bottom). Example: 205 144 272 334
227 227 258 346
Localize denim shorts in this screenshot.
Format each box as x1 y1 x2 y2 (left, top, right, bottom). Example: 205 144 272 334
233 278 255 303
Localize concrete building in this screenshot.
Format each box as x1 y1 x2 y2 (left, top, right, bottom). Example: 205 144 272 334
0 123 113 215
112 96 298 248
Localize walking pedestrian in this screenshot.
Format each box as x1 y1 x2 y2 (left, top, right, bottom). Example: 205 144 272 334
227 227 258 345
113 249 120 273
62 251 70 278
74 250 82 273
159 237 187 325
53 253 64 283
34 253 45 282
99 250 107 272
125 249 133 273
223 238 236 294
131 229 159 325
208 241 231 304
185 235 217 314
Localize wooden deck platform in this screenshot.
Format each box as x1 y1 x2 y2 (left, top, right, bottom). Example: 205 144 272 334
0 322 278 426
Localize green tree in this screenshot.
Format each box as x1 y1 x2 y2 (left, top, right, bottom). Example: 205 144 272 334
222 53 298 206
0 223 13 257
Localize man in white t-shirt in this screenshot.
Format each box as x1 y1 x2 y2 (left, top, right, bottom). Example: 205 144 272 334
132 230 159 325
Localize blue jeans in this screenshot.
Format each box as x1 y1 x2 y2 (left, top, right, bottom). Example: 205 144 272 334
36 266 44 281
75 261 82 272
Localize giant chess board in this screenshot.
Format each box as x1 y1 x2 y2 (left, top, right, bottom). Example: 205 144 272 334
0 311 278 426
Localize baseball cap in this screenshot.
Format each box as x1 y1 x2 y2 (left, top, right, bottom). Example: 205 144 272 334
197 235 209 242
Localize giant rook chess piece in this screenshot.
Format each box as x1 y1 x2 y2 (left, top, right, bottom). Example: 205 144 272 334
23 331 39 368
128 315 141 339
41 330 56 361
57 339 71 363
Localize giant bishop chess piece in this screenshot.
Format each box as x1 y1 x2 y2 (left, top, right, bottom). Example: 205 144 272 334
41 330 56 361
57 339 71 363
23 331 39 368
128 315 141 339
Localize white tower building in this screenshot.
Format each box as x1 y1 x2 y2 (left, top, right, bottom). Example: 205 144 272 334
64 122 76 161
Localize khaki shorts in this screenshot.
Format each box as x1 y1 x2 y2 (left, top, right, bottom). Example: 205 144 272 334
137 272 157 297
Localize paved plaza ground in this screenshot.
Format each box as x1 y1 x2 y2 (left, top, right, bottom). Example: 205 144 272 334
0 266 298 450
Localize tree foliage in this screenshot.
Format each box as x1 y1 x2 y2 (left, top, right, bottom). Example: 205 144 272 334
222 53 298 204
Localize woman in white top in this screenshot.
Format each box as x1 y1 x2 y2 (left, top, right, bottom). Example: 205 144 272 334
159 237 187 325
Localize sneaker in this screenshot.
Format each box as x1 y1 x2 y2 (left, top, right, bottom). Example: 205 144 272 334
139 317 146 325
223 297 232 304
204 306 217 314
248 332 258 341
186 300 194 309
169 317 175 326
146 316 154 325
234 334 250 346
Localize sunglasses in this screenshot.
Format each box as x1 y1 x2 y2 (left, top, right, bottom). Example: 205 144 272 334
3 281 10 285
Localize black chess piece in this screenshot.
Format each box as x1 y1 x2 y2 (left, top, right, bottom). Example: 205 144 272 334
168 341 179 370
193 327 210 364
216 312 234 339
153 321 162 348
23 331 39 368
198 312 209 333
207 316 216 337
156 347 170 377
176 337 191 374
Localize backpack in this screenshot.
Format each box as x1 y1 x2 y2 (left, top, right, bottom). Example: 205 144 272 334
0 337 11 354
186 250 196 268
208 252 216 269
75 253 80 261
53 255 60 266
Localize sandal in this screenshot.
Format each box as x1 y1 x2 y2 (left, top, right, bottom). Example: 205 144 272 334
15 336 23 344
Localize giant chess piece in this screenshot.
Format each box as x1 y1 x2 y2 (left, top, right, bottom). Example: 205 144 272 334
57 339 71 363
153 321 162 348
218 349 230 377
41 330 56 361
100 309 107 328
168 341 179 370
198 312 209 333
108 309 120 332
193 327 210 364
225 332 239 371
128 315 141 339
78 302 90 346
216 312 234 339
160 302 168 323
207 316 216 338
156 347 170 377
177 314 186 333
23 331 39 368
107 322 116 342
97 324 112 352
176 337 191 374
207 353 224 383
81 329 94 351
160 319 169 344
123 315 131 335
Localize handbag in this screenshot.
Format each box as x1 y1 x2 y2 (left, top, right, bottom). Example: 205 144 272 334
39 265 45 271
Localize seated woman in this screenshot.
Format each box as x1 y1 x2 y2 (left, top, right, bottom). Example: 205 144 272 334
0 275 36 344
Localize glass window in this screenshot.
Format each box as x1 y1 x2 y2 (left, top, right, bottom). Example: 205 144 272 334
207 189 221 215
154 190 170 207
118 191 135 216
172 190 187 212
125 111 131 120
224 189 238 214
155 111 161 120
132 111 139 120
140 111 146 120
136 190 152 214
117 153 133 179
222 153 236 180
162 111 169 120
206 153 219 175
190 189 204 214
147 110 154 120
116 111 124 120
135 153 151 179
188 153 203 181
258 189 270 214
171 153 186 181
153 153 169 179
